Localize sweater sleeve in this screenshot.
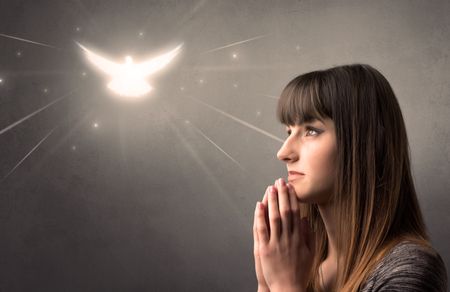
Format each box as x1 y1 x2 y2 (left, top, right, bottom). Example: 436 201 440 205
360 242 448 292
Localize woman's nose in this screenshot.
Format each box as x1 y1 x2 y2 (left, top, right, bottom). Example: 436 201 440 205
277 142 296 162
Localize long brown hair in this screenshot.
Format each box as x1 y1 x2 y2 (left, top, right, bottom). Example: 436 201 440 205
276 64 431 291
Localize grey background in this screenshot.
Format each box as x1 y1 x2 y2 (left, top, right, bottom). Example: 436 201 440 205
0 0 449 291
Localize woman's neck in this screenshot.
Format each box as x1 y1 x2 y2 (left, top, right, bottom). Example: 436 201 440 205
317 200 339 291
317 201 338 261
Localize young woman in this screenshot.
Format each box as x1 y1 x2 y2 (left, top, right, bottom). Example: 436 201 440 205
253 64 448 292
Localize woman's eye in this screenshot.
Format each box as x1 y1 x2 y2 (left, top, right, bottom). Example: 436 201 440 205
285 126 321 137
305 128 320 136
305 130 317 136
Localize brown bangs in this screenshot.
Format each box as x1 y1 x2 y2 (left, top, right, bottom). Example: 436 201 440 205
276 72 331 126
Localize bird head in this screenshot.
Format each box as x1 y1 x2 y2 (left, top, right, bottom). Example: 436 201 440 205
125 56 133 64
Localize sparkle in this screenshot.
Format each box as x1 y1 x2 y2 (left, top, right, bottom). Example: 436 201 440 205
76 27 81 32
81 71 87 77
199 79 204 84
16 51 22 57
296 45 301 51
138 31 144 37
93 122 99 128
0 78 3 84
256 111 261 116
71 145 77 151
185 120 190 124
233 83 238 88
180 86 184 91
43 88 48 93
232 53 238 59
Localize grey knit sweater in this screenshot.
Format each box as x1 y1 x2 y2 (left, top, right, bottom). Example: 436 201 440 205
359 241 448 291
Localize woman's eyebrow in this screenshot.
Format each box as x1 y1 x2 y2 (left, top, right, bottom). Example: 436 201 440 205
285 118 323 129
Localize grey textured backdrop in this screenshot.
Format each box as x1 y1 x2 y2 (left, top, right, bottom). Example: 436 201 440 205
0 0 449 291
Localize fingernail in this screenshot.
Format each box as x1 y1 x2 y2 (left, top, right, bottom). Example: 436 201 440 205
280 178 285 186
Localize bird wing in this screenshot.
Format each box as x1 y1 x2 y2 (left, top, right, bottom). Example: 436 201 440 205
137 44 183 77
76 42 121 76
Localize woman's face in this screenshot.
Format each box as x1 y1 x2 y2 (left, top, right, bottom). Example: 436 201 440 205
277 117 338 204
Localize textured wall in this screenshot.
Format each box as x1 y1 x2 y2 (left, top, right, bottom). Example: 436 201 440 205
0 0 449 291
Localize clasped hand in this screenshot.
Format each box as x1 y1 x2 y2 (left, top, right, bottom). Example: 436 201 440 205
253 178 315 292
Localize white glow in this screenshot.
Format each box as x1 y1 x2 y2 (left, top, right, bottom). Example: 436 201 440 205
0 78 3 84
232 53 237 59
77 42 183 98
93 122 99 128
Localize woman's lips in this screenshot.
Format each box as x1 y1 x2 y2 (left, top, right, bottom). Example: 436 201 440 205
288 173 305 182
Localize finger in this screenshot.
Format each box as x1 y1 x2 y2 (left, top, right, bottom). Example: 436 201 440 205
256 202 270 245
277 178 292 238
268 185 281 240
253 204 266 285
262 186 270 235
253 202 259 251
287 183 300 234
262 187 269 206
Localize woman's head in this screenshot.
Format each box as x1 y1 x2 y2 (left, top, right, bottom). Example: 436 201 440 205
276 64 429 291
276 116 337 205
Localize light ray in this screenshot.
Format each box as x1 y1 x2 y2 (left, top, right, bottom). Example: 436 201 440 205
179 64 277 72
0 127 56 184
187 120 247 172
186 96 284 143
159 103 246 171
0 90 74 136
0 33 59 49
177 0 208 27
6 70 73 77
261 94 279 99
29 109 95 172
202 34 269 54
160 103 247 222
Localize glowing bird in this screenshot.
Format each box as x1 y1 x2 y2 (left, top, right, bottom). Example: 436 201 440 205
77 42 182 98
